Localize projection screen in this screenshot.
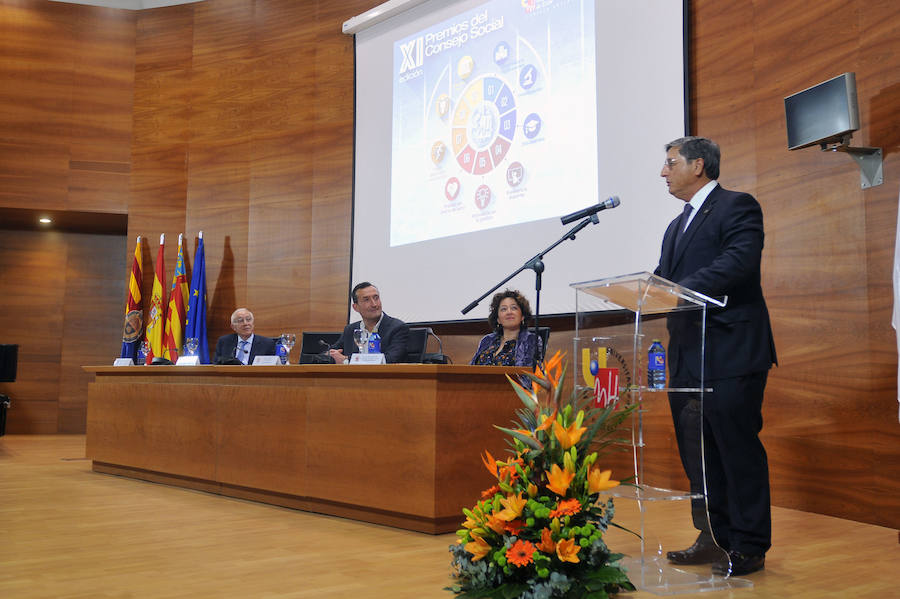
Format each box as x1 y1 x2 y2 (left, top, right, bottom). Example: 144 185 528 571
348 0 687 323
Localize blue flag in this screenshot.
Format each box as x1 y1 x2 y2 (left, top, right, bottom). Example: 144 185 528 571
185 234 210 364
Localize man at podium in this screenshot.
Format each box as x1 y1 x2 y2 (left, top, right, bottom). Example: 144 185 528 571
655 136 777 576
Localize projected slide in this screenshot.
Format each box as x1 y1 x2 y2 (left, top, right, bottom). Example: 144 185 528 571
390 0 597 247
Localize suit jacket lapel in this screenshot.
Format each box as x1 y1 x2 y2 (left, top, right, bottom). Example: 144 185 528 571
670 185 720 271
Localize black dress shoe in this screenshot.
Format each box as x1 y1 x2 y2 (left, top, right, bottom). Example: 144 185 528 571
713 550 765 576
666 535 722 565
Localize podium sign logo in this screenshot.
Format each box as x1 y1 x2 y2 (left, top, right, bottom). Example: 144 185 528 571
593 367 619 408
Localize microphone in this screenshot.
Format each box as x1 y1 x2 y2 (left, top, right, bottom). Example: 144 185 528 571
560 196 620 225
319 339 337 351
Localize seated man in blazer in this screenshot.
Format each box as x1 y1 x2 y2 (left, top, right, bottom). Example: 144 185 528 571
328 282 409 364
214 308 277 365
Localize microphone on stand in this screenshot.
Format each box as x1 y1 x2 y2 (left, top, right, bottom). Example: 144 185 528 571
423 328 450 364
560 196 620 225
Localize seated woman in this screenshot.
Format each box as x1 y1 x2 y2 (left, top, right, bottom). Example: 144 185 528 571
470 289 543 367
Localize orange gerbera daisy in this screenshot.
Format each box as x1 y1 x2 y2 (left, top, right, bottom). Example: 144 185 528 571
497 457 524 483
481 484 501 499
506 539 537 568
503 519 524 536
549 498 582 519
545 463 576 496
556 537 581 563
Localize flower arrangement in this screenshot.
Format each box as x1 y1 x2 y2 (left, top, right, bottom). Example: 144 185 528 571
448 352 635 599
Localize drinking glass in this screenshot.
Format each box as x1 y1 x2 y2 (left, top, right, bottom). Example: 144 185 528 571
185 337 199 357
352 328 368 354
280 333 296 363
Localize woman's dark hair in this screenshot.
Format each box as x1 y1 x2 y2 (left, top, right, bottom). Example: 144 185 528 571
488 289 532 332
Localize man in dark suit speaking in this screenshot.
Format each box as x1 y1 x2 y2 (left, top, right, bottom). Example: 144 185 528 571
329 282 409 364
214 308 277 365
654 137 777 576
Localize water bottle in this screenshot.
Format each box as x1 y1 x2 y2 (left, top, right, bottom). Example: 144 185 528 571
648 339 666 389
368 332 381 354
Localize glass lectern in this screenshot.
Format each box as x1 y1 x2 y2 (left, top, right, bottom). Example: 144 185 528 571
572 272 753 594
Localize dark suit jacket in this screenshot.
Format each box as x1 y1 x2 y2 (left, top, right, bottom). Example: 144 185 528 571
214 333 277 365
335 313 410 364
654 184 777 382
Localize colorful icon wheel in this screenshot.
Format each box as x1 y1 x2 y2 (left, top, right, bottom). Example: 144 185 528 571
451 75 517 175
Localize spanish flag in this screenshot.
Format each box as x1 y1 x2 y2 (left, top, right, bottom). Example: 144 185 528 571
163 234 189 361
119 236 143 361
145 234 166 361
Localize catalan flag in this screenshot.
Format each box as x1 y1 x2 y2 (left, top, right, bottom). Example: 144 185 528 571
185 232 210 364
145 234 166 361
119 236 143 361
163 234 189 361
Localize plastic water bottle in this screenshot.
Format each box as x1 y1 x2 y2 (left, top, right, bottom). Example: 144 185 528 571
648 339 666 389
368 332 381 354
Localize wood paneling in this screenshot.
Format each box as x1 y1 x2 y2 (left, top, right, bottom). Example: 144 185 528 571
0 229 125 434
2 0 899 531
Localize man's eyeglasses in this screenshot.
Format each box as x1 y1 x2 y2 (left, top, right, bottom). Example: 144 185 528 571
232 317 253 324
663 158 683 169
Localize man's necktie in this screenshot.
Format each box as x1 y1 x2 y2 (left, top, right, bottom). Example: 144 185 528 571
238 339 249 364
673 203 694 251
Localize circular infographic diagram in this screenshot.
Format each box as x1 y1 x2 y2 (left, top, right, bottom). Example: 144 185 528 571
451 75 517 176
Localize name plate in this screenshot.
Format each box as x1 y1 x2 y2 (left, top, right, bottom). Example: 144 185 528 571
176 356 201 366
349 353 386 365
113 358 135 366
252 355 280 365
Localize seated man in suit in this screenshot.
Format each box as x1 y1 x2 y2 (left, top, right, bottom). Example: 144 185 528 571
214 308 277 365
328 282 409 364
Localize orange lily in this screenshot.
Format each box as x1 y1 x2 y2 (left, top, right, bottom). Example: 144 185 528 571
496 492 527 521
545 463 575 496
536 527 556 553
556 537 581 563
485 514 506 535
553 420 587 450
587 468 620 494
465 534 492 561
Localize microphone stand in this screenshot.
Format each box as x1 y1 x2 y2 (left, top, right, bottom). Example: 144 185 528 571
461 212 602 370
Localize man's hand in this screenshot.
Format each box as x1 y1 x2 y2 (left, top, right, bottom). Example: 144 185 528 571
328 349 347 363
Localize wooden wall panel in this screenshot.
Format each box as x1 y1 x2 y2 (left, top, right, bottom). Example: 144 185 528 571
691 0 900 529
3 0 899 529
0 229 124 434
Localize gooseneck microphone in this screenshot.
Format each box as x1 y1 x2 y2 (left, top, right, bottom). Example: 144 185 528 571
560 196 620 225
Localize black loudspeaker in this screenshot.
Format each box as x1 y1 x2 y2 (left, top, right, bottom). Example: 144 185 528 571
0 345 18 383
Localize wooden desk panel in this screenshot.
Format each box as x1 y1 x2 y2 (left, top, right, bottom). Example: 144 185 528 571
84 364 523 533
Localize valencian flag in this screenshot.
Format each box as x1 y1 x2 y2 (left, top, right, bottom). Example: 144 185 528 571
145 233 167 362
185 231 210 364
120 236 143 361
163 233 189 361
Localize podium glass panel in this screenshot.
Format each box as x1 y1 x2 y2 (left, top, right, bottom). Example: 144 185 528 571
572 272 751 594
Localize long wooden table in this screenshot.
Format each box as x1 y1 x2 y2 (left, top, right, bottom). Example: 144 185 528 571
84 364 526 534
